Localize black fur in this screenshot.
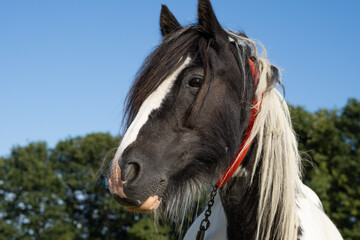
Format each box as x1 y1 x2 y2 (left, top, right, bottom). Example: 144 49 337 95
160 5 182 36
220 141 260 240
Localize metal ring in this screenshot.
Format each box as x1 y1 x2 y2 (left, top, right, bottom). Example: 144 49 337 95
205 209 212 217
200 219 210 230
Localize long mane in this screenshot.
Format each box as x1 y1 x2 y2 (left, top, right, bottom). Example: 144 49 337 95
228 31 302 240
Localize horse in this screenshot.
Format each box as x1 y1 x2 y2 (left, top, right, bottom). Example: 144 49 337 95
107 0 343 239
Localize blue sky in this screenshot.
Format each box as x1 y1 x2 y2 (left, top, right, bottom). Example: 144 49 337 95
1 0 359 157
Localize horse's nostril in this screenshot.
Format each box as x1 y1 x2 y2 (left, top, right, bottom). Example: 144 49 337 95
122 163 139 182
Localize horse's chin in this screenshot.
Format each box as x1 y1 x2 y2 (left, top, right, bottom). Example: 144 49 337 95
125 195 161 213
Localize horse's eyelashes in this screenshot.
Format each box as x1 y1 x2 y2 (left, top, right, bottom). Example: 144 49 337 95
188 77 203 88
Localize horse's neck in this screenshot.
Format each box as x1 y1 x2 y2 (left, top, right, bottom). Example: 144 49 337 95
220 171 260 239
218 144 261 240
220 180 258 239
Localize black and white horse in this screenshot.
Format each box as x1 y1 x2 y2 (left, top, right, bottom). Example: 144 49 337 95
108 0 343 239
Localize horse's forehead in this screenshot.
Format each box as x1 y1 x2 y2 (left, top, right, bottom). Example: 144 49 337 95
113 57 192 161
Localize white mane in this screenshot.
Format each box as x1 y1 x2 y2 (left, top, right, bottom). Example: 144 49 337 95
227 31 302 240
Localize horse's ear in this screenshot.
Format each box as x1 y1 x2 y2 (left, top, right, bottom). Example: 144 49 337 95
160 5 182 37
198 0 227 40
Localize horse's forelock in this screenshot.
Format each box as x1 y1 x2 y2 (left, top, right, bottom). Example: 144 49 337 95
124 27 200 128
123 27 252 129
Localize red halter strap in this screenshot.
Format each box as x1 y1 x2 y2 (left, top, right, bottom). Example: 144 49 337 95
216 59 260 188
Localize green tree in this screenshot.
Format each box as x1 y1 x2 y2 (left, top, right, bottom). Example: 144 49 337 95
0 142 74 240
0 133 171 239
336 99 360 238
291 99 360 239
50 133 135 239
127 216 171 240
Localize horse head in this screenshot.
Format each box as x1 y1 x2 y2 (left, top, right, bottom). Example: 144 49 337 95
108 0 262 215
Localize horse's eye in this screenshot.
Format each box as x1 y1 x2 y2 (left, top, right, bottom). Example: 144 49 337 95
188 77 203 88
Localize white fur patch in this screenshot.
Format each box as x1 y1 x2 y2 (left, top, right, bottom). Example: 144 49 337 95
297 183 343 240
113 57 191 163
183 193 228 240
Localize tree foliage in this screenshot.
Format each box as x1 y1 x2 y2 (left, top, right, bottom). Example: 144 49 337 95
0 133 170 239
0 142 72 239
291 98 360 239
0 99 359 239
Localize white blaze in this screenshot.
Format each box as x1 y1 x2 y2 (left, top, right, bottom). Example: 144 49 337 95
113 57 191 163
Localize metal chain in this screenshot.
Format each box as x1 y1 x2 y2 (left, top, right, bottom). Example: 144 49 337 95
196 185 219 240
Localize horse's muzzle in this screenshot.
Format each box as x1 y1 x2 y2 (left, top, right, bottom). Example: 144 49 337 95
108 161 161 212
